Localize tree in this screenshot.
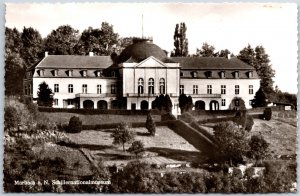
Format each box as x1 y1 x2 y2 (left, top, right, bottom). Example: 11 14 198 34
195 42 218 57
218 49 231 58
75 23 119 56
128 141 145 159
111 123 135 152
252 88 268 107
237 45 275 93
163 94 173 113
20 27 44 66
44 25 79 55
5 27 26 96
248 135 269 165
171 23 188 57
178 94 187 113
37 82 53 107
213 121 249 166
146 113 156 136
237 44 256 67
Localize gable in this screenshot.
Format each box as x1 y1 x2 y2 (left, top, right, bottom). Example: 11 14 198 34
135 56 167 68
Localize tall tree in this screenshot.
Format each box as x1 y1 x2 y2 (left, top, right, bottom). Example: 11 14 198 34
237 44 275 93
5 27 26 96
195 42 218 57
171 22 188 57
254 46 275 93
75 23 119 56
44 25 79 55
20 27 44 66
37 81 54 107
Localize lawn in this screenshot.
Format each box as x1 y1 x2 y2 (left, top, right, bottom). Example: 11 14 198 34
66 126 201 167
200 117 297 158
32 142 93 176
41 112 161 125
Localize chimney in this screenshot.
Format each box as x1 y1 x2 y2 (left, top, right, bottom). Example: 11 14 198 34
45 51 48 57
227 54 231 59
89 52 94 56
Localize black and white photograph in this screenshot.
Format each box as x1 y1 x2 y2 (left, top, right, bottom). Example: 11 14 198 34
3 2 298 193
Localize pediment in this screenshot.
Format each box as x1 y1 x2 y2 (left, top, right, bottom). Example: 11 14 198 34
135 56 167 68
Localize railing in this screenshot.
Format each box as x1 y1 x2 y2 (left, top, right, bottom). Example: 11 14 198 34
126 93 178 97
190 94 221 98
75 93 117 98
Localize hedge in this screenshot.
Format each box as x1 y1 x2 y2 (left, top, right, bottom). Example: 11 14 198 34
82 121 170 130
39 107 161 115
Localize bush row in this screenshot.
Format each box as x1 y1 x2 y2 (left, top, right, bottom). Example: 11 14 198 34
81 121 171 130
38 107 161 115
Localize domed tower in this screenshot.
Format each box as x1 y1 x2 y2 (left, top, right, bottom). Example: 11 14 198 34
116 39 180 112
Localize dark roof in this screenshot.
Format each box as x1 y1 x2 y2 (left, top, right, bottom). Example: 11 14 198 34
117 41 169 63
36 55 113 69
171 57 256 70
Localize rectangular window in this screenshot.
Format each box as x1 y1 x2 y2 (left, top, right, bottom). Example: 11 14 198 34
111 84 116 94
249 85 253 94
97 84 102 94
54 99 58 106
193 85 198 94
54 84 59 93
222 99 226 106
221 85 226 94
207 85 212 94
180 85 184 94
235 85 239 95
82 84 87 93
68 84 73 93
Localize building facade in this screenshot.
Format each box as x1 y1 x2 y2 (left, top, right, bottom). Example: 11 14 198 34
24 40 260 114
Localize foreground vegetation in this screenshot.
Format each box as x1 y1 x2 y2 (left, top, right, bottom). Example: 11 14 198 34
4 97 297 193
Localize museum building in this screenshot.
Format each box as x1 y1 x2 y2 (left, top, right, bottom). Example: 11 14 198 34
23 39 260 113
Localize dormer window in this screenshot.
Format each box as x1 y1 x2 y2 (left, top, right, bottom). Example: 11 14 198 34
220 71 226 78
67 70 73 77
191 71 197 78
234 71 239 78
81 70 87 77
248 71 253 78
96 70 102 77
206 71 212 78
111 71 115 77
52 69 58 76
37 69 44 76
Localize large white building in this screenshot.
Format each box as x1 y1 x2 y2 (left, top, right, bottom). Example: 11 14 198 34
24 39 260 113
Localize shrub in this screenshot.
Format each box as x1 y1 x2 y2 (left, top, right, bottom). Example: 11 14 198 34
128 140 145 158
161 113 176 121
67 116 82 133
245 115 254 132
4 106 20 130
146 113 156 136
263 108 272 120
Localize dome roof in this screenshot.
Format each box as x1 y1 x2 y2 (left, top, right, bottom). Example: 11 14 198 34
117 41 168 63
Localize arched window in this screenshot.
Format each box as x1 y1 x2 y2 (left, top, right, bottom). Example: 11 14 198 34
159 78 165 94
138 78 144 94
148 78 154 94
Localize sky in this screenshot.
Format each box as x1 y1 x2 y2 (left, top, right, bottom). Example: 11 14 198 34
5 3 298 94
